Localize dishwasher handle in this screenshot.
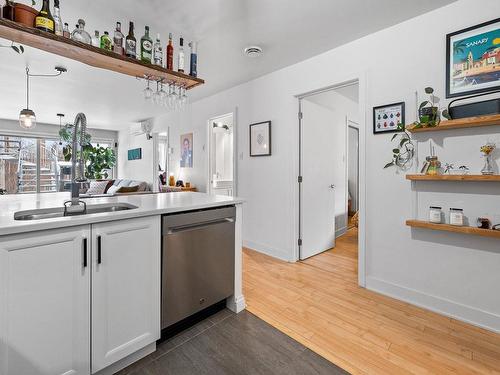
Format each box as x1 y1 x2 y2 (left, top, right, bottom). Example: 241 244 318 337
167 217 234 234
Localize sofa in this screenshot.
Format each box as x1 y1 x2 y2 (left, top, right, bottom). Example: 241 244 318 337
81 179 152 197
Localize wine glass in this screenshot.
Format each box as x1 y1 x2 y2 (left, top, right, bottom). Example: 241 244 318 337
143 79 153 100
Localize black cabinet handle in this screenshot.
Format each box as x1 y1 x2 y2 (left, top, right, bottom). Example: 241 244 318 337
97 235 102 264
83 238 88 268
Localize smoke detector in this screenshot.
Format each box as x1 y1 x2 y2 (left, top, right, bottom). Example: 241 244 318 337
244 46 263 58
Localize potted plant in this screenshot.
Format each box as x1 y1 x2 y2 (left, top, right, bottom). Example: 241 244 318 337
13 1 38 28
384 122 415 169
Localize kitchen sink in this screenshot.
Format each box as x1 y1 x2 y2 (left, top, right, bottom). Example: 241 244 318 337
14 203 138 221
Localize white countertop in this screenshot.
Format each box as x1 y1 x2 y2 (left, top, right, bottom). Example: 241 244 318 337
0 192 244 236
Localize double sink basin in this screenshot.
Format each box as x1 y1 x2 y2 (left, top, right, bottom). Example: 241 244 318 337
14 203 138 221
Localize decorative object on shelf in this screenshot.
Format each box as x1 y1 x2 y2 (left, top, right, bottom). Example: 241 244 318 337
250 121 272 157
449 208 464 226
444 163 454 174
180 133 193 168
14 1 37 28
175 180 184 187
429 206 443 224
444 164 470 175
168 173 175 187
410 87 448 130
19 65 66 129
446 90 500 120
426 156 441 175
373 102 405 134
480 142 496 175
446 17 500 98
477 217 491 229
127 148 142 161
493 224 500 231
2 0 16 21
71 18 91 44
185 182 191 188
384 122 414 169
34 0 54 33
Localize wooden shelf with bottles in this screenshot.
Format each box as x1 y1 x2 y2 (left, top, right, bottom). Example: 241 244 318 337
0 18 204 89
406 220 500 239
406 174 500 182
406 114 500 133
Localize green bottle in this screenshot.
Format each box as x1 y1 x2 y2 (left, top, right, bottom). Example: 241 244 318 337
100 31 113 51
140 26 153 63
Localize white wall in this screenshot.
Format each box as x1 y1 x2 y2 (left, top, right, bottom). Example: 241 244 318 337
121 0 500 332
117 130 155 185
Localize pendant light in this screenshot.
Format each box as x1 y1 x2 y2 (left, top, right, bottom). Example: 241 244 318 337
19 66 67 130
57 113 65 145
19 67 36 129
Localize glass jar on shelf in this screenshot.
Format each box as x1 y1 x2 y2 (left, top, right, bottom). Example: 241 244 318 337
71 19 91 44
426 156 441 176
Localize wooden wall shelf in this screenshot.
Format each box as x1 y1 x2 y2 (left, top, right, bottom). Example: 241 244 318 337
0 19 204 89
406 220 500 239
406 114 500 133
406 174 500 182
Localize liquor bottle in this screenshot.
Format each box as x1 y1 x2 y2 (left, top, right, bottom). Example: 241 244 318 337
178 37 185 73
166 33 174 70
125 21 137 59
35 0 55 33
53 0 63 36
91 30 100 47
153 33 163 66
100 31 113 51
71 19 91 44
113 22 124 55
140 26 153 63
2 0 15 21
63 22 70 38
189 41 197 77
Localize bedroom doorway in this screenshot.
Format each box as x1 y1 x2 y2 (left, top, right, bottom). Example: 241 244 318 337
207 112 236 196
297 81 361 261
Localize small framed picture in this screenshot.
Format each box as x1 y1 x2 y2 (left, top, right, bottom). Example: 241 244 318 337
373 102 405 134
250 121 272 157
446 17 500 98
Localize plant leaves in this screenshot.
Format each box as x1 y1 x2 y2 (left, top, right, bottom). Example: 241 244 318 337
391 133 399 141
19 45 24 53
419 100 429 109
424 87 434 94
11 45 20 54
400 138 409 147
392 148 400 154
384 162 395 169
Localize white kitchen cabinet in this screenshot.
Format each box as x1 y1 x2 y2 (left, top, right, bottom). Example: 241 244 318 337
91 216 160 373
0 226 91 375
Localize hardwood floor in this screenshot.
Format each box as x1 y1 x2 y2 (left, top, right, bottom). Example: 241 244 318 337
243 229 500 375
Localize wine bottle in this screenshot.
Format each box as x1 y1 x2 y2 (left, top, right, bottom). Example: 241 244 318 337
125 22 137 59
178 37 185 73
140 26 153 63
2 0 15 21
63 22 70 38
53 0 63 36
113 22 124 55
35 0 55 33
189 41 197 78
153 33 163 67
166 33 173 70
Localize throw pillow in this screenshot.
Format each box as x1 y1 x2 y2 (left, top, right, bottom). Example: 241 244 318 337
86 180 109 195
107 185 120 195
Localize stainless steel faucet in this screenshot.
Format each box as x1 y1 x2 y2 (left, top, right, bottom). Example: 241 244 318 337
70 113 88 206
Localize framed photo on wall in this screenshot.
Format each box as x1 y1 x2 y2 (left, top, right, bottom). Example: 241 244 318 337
180 133 193 168
250 121 272 156
446 18 500 98
373 102 405 134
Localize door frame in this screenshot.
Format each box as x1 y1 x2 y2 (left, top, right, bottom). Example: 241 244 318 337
206 110 238 196
294 76 367 287
347 120 360 219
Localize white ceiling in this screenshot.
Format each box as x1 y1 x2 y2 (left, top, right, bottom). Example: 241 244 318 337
0 0 455 130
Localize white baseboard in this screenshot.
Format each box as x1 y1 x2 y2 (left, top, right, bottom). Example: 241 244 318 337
227 294 246 313
366 276 500 334
335 226 347 238
243 239 292 262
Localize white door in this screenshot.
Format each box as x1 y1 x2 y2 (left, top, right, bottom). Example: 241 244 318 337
0 226 91 375
300 99 337 259
91 216 160 373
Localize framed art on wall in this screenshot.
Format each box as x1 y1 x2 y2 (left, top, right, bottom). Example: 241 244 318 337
250 121 272 156
127 148 142 160
446 17 500 98
373 102 405 134
180 133 193 168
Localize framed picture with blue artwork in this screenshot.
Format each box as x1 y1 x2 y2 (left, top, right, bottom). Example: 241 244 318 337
373 102 405 135
446 18 500 98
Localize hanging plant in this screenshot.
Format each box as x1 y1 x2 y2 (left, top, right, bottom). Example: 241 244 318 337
384 123 415 169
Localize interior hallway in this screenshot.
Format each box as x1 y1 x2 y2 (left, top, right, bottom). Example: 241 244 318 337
243 229 500 374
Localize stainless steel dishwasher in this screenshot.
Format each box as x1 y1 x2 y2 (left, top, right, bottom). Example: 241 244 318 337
161 206 235 329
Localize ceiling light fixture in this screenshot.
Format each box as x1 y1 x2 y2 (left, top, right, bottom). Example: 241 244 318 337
19 66 67 130
244 46 263 58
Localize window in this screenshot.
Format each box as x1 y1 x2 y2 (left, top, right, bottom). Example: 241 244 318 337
0 134 116 194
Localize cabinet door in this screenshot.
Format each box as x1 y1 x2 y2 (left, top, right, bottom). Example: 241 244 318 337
91 216 160 373
0 226 91 375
